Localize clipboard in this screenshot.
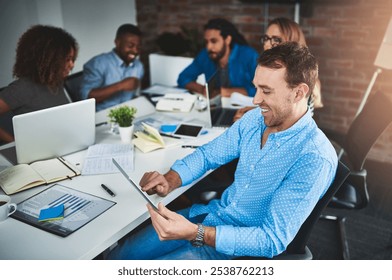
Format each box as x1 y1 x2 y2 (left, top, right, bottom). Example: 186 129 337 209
11 184 116 237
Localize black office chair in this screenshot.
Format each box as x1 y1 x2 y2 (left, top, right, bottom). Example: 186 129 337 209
235 161 350 260
0 87 15 144
64 71 84 102
321 91 392 259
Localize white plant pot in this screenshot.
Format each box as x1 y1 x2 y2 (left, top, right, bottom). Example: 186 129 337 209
118 125 134 144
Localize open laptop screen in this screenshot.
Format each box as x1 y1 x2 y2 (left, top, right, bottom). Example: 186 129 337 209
206 70 221 107
205 71 237 127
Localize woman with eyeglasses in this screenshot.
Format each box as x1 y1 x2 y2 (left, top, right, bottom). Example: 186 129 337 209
233 17 323 122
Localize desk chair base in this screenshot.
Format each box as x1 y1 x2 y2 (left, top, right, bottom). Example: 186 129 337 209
320 214 350 259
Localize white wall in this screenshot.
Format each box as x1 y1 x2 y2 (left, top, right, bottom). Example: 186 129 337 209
0 0 136 86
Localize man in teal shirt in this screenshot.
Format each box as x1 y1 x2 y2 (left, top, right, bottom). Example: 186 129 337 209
108 42 337 260
177 18 258 97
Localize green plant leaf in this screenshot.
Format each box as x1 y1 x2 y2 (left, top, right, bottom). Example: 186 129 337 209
108 105 137 127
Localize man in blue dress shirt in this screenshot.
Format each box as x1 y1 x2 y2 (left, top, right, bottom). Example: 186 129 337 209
107 42 338 260
80 24 144 111
177 18 259 98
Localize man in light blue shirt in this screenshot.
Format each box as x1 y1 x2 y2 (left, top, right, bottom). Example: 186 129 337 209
80 24 144 111
107 42 338 260
177 18 258 97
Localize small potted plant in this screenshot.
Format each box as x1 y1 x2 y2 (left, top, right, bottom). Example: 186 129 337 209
108 105 137 143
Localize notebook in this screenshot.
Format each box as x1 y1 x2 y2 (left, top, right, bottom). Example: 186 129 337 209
13 99 96 164
205 71 238 127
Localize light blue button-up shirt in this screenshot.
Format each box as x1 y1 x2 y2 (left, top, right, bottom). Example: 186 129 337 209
171 108 337 258
81 50 144 111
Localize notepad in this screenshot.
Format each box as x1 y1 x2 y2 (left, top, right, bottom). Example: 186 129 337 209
38 204 64 222
133 123 182 153
156 93 196 112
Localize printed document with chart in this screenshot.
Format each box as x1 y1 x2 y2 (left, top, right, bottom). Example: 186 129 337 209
11 184 115 237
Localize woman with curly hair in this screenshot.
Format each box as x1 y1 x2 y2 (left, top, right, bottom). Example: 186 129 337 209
0 25 78 142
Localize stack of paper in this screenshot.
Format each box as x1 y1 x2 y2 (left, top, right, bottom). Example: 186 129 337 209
141 84 189 95
230 92 255 107
82 144 134 175
156 93 197 112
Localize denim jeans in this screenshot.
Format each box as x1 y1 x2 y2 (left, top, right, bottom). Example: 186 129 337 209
106 207 232 260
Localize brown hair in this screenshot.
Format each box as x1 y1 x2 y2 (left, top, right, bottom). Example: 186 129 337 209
258 42 318 98
13 25 78 88
267 18 323 108
204 18 248 48
268 17 307 46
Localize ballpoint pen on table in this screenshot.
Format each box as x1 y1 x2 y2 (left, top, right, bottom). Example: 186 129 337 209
163 97 184 101
95 121 108 127
181 145 200 148
159 132 181 139
101 184 115 197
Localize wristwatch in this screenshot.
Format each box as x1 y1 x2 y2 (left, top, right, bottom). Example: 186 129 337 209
190 223 205 247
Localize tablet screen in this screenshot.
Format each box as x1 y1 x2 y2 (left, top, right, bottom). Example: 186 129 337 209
112 158 158 210
173 124 203 137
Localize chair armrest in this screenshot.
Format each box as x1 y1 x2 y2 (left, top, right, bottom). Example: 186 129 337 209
234 246 313 260
272 246 313 260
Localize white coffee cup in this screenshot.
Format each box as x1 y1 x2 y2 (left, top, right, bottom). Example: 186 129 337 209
0 195 17 223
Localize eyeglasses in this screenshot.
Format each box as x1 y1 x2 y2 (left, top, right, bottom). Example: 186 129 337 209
260 35 283 47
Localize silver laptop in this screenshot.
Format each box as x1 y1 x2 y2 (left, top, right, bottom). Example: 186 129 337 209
13 99 96 164
205 71 237 128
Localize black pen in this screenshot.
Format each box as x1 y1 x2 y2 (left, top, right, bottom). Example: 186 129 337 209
101 184 115 197
164 97 184 101
160 132 181 139
95 121 108 127
181 145 200 149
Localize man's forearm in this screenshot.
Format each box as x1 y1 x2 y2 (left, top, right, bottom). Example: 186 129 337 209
204 226 216 247
88 83 123 102
185 82 205 94
164 169 182 192
88 77 139 102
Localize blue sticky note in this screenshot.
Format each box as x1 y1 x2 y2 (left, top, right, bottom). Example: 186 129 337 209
38 204 64 222
160 124 177 133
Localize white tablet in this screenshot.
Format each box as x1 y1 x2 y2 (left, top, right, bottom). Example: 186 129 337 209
112 158 158 211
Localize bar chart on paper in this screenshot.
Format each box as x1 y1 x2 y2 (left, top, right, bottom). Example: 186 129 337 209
11 184 116 237
50 193 92 218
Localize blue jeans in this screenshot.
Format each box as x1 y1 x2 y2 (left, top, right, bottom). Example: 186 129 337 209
106 207 233 260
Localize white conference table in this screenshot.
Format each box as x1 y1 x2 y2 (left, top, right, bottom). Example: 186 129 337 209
0 96 225 259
